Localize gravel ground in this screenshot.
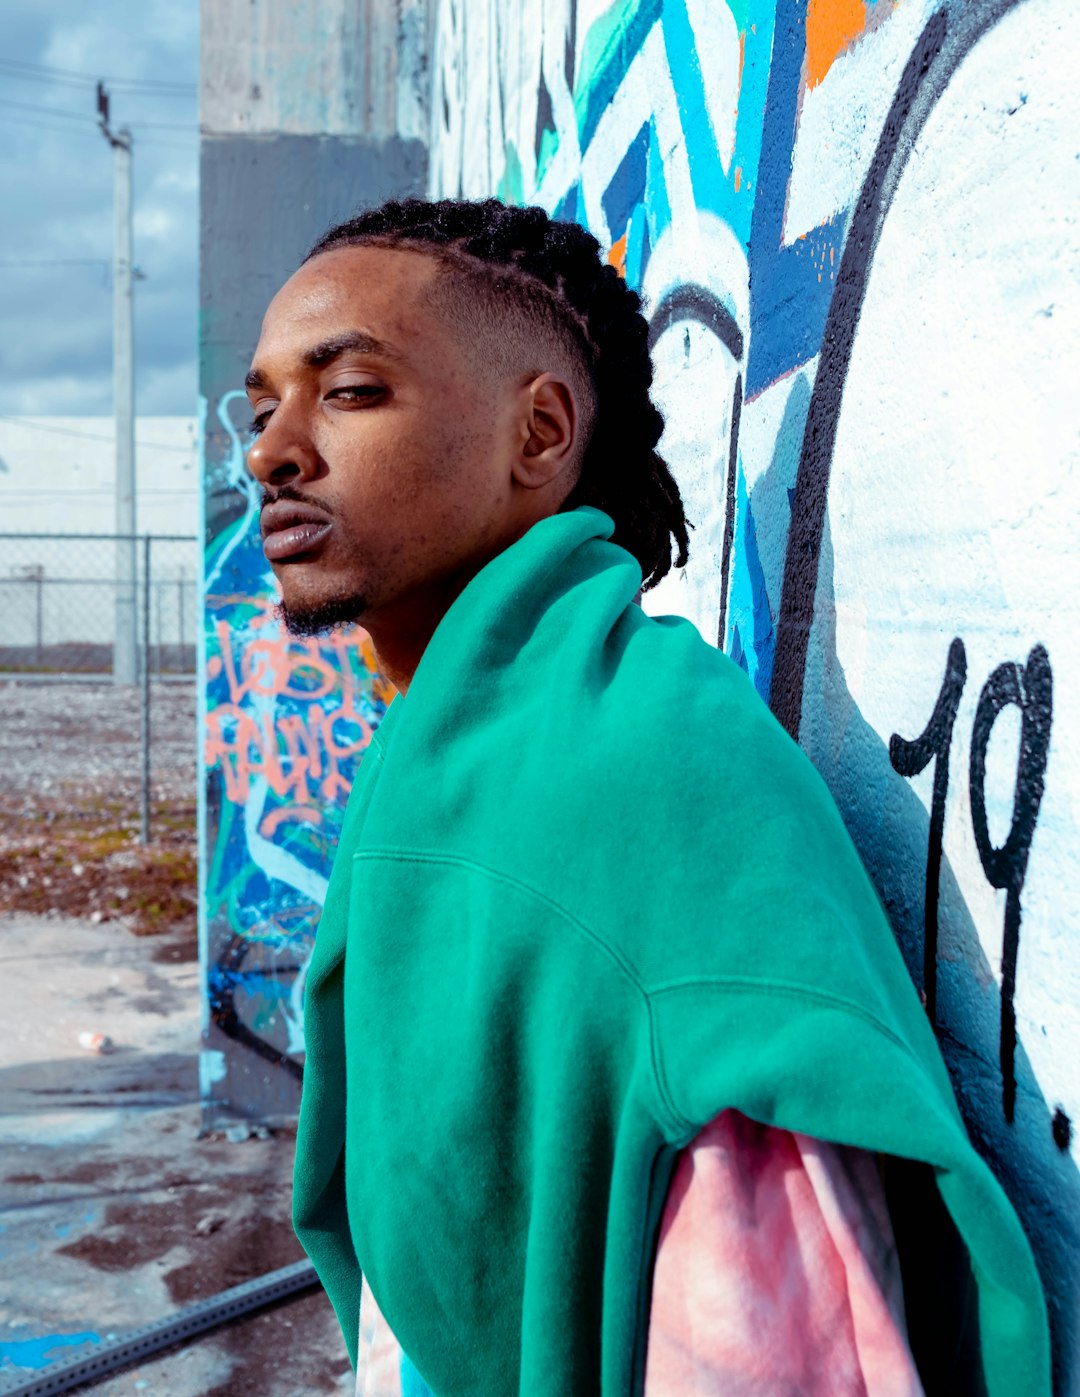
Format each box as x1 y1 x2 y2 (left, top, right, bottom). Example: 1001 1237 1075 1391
0 678 196 803
0 680 197 934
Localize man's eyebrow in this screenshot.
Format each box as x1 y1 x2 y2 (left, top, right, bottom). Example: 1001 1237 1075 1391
244 330 406 394
302 330 406 368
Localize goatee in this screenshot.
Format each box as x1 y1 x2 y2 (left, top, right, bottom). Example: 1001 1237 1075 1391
277 594 368 637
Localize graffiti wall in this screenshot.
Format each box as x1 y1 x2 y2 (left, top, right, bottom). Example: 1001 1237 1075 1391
426 0 1079 1382
198 0 1077 1378
198 0 430 1124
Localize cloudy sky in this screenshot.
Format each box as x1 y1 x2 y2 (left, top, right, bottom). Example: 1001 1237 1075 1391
1 1 198 417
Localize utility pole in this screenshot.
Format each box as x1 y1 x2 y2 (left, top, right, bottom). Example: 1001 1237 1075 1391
98 81 137 685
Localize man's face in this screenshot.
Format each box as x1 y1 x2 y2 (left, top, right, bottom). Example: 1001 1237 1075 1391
245 244 523 637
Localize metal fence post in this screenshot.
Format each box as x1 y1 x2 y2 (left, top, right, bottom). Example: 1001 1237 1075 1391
156 576 164 678
178 567 186 674
139 534 151 844
115 533 138 685
33 565 44 663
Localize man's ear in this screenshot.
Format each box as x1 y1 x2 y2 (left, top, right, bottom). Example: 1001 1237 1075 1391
514 373 579 489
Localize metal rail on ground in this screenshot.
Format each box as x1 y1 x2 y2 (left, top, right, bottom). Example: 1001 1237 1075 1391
0 1260 320 1397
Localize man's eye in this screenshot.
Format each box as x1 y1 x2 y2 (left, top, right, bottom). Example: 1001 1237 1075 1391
248 410 272 437
327 385 384 405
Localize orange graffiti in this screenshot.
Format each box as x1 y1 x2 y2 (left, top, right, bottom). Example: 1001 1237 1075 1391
204 691 374 809
607 231 629 279
208 598 394 708
804 0 868 89
738 29 746 100
259 805 323 837
204 597 395 822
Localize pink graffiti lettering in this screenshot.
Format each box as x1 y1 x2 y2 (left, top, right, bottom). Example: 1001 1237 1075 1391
204 599 394 822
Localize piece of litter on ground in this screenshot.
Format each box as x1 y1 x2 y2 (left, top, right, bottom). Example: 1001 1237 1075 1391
77 1031 114 1054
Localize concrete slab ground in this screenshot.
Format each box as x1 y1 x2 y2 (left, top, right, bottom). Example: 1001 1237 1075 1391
0 913 352 1396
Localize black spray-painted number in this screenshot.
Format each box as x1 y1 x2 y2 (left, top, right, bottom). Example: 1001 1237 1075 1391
889 637 968 1029
890 640 1059 1136
968 646 1053 1123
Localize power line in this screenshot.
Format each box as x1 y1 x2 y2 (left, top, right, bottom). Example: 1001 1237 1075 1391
0 58 195 95
2 491 194 502
0 96 194 132
0 258 110 269
0 110 104 141
2 489 197 498
0 415 196 453
126 119 197 132
0 109 196 149
0 95 92 124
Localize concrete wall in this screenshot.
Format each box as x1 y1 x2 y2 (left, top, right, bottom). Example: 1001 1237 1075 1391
198 0 430 1125
426 0 1078 1382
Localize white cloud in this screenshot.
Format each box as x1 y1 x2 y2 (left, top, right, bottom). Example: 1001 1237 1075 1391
0 0 197 415
135 205 179 241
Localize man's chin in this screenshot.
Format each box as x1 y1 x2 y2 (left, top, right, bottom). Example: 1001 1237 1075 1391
276 593 368 637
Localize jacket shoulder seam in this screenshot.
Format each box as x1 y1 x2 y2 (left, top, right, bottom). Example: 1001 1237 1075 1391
353 847 646 989
647 977 920 1132
648 976 913 1053
351 847 684 1134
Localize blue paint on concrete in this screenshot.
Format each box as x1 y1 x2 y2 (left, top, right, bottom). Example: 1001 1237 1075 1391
744 0 849 394
660 0 729 217
578 0 662 150
725 464 774 700
644 119 671 249
601 122 649 243
726 5 776 245
0 1331 100 1372
208 964 296 1003
625 202 649 290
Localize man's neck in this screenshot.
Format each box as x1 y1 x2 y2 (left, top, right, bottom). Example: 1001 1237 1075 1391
362 569 478 696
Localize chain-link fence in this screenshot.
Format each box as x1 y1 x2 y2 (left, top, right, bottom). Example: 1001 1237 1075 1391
0 533 197 677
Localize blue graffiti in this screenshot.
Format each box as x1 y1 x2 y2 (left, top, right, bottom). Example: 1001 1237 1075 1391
0 1331 100 1373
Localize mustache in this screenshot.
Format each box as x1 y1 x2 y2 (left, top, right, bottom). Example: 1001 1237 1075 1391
258 483 334 518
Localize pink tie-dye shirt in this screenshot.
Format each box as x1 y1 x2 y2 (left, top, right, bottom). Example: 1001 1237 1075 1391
355 1110 925 1396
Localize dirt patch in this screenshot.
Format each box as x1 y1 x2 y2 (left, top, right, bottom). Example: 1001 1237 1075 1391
163 1211 308 1306
0 822 197 935
0 680 197 938
55 1168 308 1305
57 1194 198 1273
199 1289 353 1397
41 1159 119 1185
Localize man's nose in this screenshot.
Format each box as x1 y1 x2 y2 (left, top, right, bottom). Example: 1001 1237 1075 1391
246 406 321 486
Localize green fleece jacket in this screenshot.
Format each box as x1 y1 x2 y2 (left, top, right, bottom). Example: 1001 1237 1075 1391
292 506 1049 1396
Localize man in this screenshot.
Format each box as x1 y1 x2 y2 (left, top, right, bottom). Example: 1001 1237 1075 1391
245 198 1049 1395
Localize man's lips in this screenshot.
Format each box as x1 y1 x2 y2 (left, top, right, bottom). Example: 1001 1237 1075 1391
260 500 333 562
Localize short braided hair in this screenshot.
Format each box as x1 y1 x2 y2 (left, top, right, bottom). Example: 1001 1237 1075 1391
306 198 690 592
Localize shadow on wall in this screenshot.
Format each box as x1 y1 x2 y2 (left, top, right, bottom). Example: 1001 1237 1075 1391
764 0 1080 1385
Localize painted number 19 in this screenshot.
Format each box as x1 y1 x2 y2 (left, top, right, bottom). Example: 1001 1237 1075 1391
889 638 1053 1127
